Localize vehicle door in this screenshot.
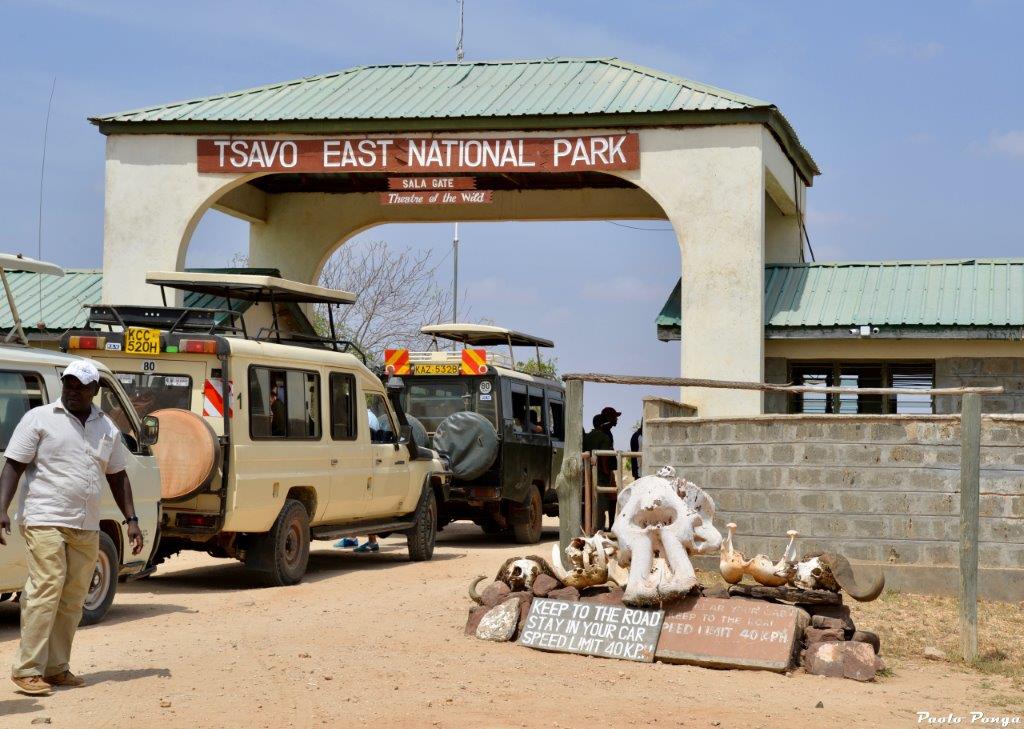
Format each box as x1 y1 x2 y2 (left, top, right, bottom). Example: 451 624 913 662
95 374 162 568
547 392 565 487
501 381 532 503
324 371 373 522
0 368 48 589
362 391 412 517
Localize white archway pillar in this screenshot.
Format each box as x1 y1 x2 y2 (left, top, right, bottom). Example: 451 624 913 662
618 125 767 415
101 135 248 305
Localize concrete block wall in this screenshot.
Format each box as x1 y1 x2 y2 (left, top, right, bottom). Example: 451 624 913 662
935 357 1024 414
643 414 1024 600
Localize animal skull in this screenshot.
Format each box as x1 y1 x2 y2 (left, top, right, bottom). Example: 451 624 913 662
612 466 722 607
549 531 628 589
468 555 560 604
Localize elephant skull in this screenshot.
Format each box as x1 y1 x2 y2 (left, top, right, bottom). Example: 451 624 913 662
612 466 722 607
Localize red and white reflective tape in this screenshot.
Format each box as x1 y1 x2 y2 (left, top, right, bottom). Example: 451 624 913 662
203 378 233 417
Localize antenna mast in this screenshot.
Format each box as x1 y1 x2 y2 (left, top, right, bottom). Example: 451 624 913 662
37 77 56 329
452 0 465 326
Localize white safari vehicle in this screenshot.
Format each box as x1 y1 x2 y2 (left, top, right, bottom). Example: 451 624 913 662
0 254 162 624
63 271 450 586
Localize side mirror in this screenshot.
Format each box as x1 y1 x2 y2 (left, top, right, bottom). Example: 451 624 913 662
141 415 160 447
400 424 420 460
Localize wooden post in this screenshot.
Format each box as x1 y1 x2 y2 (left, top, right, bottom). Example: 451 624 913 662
959 392 981 663
556 378 584 568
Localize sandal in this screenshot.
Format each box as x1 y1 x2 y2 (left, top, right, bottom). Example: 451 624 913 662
353 541 379 553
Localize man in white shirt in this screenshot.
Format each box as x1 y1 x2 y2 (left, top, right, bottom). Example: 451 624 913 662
0 360 143 695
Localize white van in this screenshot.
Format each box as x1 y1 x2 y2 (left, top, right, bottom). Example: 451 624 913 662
0 255 162 624
64 272 450 586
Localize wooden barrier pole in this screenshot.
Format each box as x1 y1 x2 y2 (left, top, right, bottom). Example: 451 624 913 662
556 378 584 568
959 392 981 663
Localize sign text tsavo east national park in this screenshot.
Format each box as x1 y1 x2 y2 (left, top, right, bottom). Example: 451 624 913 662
196 134 639 174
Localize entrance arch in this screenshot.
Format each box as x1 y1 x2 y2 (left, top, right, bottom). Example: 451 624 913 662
92 58 818 415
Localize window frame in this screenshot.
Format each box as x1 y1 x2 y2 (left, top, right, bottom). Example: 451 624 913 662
114 371 194 417
364 391 398 445
247 364 323 441
787 360 935 415
329 371 358 442
0 369 48 452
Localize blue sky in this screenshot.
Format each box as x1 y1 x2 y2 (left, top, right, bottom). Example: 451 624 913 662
1 0 1022 444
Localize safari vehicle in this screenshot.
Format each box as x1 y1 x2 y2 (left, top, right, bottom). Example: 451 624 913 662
387 324 564 544
63 271 449 586
0 254 162 624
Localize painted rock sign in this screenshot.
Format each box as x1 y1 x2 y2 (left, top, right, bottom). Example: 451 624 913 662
655 597 803 672
518 598 663 663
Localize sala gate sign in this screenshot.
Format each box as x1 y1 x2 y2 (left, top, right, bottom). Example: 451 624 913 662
197 134 638 173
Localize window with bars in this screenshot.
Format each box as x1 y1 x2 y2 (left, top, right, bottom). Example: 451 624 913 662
788 361 934 414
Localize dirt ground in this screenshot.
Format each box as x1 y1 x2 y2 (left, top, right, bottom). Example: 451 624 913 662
0 519 1020 729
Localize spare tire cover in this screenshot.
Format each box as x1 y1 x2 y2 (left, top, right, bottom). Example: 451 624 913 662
405 414 431 450
149 408 221 500
432 411 499 481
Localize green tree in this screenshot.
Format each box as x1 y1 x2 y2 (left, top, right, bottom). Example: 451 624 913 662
518 355 558 379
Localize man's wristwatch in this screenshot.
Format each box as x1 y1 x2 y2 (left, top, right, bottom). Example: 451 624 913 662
123 516 139 525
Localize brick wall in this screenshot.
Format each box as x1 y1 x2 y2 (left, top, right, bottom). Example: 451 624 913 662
935 357 1024 414
643 414 1024 600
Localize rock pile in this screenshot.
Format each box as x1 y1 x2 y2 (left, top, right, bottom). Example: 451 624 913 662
466 561 884 681
796 602 884 681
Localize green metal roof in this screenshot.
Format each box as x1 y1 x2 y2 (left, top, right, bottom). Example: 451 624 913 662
657 260 1024 340
0 268 312 337
0 269 102 335
90 57 818 183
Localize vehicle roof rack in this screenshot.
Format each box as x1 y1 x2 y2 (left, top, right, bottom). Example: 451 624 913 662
145 271 357 305
1 253 65 346
420 323 554 348
85 304 247 338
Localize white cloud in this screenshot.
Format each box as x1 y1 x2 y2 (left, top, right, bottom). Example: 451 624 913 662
987 130 1024 159
865 36 944 61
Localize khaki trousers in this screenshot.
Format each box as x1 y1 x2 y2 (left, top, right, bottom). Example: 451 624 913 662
13 526 99 678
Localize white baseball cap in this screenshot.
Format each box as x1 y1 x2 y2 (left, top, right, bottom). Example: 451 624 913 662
62 359 100 385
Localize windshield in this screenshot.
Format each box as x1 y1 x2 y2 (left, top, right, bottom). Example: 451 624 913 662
115 372 193 418
403 377 498 433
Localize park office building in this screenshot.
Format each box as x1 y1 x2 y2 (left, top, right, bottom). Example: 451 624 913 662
79 57 1023 598
657 258 1024 416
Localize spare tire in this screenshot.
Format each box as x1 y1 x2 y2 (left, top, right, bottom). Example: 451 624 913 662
149 408 221 500
405 414 431 450
432 411 499 481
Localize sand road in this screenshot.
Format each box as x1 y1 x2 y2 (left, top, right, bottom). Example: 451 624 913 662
0 520 1016 728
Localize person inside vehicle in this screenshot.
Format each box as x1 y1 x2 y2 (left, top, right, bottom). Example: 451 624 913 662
527 410 544 434
270 389 286 436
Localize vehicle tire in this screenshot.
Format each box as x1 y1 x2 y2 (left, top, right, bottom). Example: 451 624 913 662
512 485 544 545
81 532 119 626
407 489 437 562
257 498 310 587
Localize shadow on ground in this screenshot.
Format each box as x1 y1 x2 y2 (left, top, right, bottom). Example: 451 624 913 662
79 666 171 685
0 697 44 717
0 602 188 637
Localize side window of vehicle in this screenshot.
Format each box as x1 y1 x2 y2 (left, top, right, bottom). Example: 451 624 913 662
527 389 545 435
548 399 565 441
96 377 141 453
364 392 397 444
330 373 357 441
510 385 529 434
249 366 321 440
0 371 46 451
